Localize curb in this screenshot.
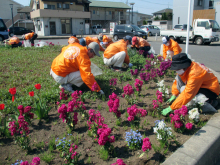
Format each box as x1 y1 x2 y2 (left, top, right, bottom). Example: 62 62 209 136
162 71 220 165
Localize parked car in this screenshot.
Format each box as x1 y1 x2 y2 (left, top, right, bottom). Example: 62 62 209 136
173 24 193 31
0 17 9 41
113 24 147 41
140 25 160 36
8 27 32 37
92 25 103 34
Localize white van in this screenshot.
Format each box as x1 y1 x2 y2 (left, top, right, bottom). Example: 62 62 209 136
92 25 103 34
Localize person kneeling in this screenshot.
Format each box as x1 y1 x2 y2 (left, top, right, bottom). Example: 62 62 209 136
131 36 151 57
103 35 133 71
6 36 22 48
50 42 104 95
162 53 219 116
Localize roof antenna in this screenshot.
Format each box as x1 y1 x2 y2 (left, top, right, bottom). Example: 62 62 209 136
126 0 128 5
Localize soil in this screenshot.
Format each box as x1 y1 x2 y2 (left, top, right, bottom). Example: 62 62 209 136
0 76 216 165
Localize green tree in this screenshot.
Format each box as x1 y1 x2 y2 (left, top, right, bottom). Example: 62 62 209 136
161 13 168 20
154 16 160 21
167 12 173 20
143 20 147 25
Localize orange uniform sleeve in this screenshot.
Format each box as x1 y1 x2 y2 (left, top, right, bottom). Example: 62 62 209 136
77 48 101 91
163 44 167 59
172 42 182 55
171 79 180 96
170 74 203 110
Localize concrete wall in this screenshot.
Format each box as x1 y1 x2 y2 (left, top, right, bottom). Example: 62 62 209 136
215 0 220 24
173 0 194 27
0 0 23 20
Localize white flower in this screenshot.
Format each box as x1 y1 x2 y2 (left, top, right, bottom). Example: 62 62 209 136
165 88 169 95
156 80 164 87
157 134 162 140
153 127 158 133
189 108 200 122
158 120 166 130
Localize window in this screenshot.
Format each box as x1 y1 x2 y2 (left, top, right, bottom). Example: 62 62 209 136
37 1 39 9
198 0 203 6
0 19 7 31
93 10 95 14
106 11 108 15
48 5 55 10
63 4 70 9
116 25 124 30
57 3 62 9
174 25 183 29
209 0 214 9
61 19 71 34
109 11 111 15
125 25 132 31
197 21 210 29
97 11 100 15
120 11 123 16
154 26 159 29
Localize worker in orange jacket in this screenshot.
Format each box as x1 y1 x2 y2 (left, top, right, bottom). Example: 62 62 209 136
22 31 38 46
68 34 79 44
79 35 105 51
162 36 182 60
6 36 22 48
101 35 114 48
162 53 219 116
103 35 133 71
50 42 104 94
131 36 151 57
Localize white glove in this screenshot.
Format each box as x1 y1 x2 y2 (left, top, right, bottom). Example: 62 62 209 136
128 63 133 68
99 90 104 95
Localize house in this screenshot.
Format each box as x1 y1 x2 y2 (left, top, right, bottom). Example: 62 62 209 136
126 11 153 26
151 8 173 30
173 0 220 27
30 0 91 36
89 0 131 32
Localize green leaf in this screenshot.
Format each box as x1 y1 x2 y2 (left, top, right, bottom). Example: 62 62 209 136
139 152 145 158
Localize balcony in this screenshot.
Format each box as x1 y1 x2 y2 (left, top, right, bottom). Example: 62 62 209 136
30 9 90 19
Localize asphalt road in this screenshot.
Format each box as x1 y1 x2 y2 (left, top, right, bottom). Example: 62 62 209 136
34 37 220 73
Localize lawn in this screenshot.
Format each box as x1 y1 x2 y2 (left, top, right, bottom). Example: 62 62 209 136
0 45 213 165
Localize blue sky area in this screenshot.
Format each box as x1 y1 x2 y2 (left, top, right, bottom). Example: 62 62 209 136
13 0 173 15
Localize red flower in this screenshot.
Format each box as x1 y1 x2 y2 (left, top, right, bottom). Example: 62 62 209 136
0 104 5 110
34 84 41 90
29 91 34 97
9 87 16 95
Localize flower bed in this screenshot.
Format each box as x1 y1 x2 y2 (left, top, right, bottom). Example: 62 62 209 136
0 46 214 165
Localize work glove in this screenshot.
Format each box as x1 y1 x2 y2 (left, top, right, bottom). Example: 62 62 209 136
162 106 172 116
128 63 133 68
99 90 104 95
166 95 176 104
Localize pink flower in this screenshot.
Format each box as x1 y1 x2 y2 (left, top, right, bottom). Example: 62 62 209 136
109 136 115 143
24 106 32 114
91 82 99 92
128 116 134 121
134 79 143 92
20 161 29 165
123 84 134 96
31 157 40 165
185 123 193 130
111 159 126 165
71 151 78 159
142 137 152 152
174 121 183 129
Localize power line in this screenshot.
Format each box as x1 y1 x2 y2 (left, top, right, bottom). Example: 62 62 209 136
139 0 172 6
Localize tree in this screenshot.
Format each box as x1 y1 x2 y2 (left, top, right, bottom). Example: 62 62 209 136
154 16 160 21
161 12 168 20
167 12 173 20
143 20 147 25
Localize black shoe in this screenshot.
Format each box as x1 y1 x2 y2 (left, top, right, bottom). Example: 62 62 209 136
211 99 218 108
109 65 113 69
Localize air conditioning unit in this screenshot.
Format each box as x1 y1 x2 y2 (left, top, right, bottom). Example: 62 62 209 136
44 4 48 9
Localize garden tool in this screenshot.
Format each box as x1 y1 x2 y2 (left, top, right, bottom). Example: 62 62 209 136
90 62 103 76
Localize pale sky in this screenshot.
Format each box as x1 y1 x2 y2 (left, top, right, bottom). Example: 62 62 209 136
13 0 173 15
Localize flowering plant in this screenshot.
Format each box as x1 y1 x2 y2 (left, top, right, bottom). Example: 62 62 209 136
109 78 118 91
153 120 172 147
130 69 138 78
56 136 81 165
122 84 137 104
134 79 143 96
156 80 169 99
8 115 31 151
127 105 147 129
111 159 126 165
87 109 104 138
9 87 16 102
186 93 209 112
125 129 142 150
188 108 200 123
12 157 40 165
151 90 164 116
0 104 10 137
139 137 152 158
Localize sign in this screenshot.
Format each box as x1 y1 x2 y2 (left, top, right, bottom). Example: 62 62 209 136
103 29 106 32
110 22 118 35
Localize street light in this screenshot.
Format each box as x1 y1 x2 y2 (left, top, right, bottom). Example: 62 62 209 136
130 2 135 24
9 4 15 36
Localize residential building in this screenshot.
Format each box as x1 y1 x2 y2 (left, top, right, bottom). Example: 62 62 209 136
173 0 220 28
126 11 153 26
151 8 173 30
30 0 91 36
89 0 130 32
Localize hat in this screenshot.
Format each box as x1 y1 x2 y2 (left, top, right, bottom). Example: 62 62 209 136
71 34 76 37
132 36 137 45
170 53 192 70
124 35 132 44
162 36 170 44
98 36 103 41
88 42 101 57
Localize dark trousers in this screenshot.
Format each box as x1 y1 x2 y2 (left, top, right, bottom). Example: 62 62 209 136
11 42 22 48
30 34 38 45
197 88 218 103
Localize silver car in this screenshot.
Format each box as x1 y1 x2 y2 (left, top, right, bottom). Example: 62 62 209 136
140 25 160 36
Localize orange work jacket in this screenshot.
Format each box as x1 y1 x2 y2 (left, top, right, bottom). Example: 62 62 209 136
9 36 20 45
132 37 150 48
171 62 220 110
85 36 105 51
51 43 101 91
68 36 79 44
103 39 130 64
103 35 113 47
25 32 34 40
163 39 182 59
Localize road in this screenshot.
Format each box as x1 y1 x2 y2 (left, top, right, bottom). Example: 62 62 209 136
34 37 220 73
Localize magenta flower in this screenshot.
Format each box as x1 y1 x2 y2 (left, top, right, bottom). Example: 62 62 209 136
142 137 152 152
185 123 193 130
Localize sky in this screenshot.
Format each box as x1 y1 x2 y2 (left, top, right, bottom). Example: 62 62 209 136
13 0 173 15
